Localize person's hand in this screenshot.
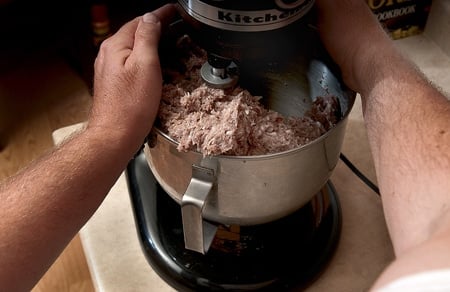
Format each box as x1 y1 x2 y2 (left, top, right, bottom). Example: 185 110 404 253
88 4 177 152
315 0 393 93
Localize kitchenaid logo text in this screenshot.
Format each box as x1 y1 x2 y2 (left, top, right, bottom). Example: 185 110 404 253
217 7 303 24
375 4 416 21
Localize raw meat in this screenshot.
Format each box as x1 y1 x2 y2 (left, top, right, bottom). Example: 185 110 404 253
157 35 340 156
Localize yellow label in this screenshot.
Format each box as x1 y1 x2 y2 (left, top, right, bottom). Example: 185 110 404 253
367 0 413 10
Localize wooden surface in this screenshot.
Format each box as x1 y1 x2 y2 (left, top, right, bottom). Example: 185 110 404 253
0 53 94 291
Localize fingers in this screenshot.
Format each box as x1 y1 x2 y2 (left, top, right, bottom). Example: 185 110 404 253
132 14 162 64
94 17 138 74
95 4 178 70
103 17 139 52
132 4 178 66
150 3 179 29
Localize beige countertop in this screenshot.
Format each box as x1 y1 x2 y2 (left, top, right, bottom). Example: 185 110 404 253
53 29 450 291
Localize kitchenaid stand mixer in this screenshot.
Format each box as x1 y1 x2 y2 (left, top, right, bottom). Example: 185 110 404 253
126 0 356 290
176 0 316 89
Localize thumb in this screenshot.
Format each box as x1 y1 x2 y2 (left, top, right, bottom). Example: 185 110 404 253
132 13 162 65
132 4 178 65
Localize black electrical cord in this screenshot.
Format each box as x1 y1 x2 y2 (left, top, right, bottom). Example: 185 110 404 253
339 153 380 196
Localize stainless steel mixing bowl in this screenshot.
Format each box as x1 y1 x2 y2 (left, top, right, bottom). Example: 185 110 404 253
144 20 355 254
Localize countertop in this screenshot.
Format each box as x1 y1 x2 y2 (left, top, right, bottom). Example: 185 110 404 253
52 31 450 291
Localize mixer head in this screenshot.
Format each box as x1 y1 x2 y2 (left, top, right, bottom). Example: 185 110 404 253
176 0 316 88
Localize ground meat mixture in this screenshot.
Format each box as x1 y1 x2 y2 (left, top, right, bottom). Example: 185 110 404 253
158 35 340 157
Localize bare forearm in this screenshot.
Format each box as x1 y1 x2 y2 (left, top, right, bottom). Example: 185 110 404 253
317 0 450 255
0 126 140 291
365 53 450 289
316 0 450 289
362 50 450 254
0 5 174 290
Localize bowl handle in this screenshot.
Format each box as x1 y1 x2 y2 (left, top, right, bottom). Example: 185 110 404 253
181 164 218 254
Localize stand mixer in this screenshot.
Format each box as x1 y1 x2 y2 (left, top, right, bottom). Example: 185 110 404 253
176 0 316 89
126 0 356 290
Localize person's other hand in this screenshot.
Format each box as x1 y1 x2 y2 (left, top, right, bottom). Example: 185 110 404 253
88 4 177 152
315 0 392 93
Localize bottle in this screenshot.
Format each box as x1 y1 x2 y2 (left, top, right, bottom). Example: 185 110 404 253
91 1 111 48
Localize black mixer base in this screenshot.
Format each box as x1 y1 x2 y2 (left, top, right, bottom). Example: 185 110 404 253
126 152 342 291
